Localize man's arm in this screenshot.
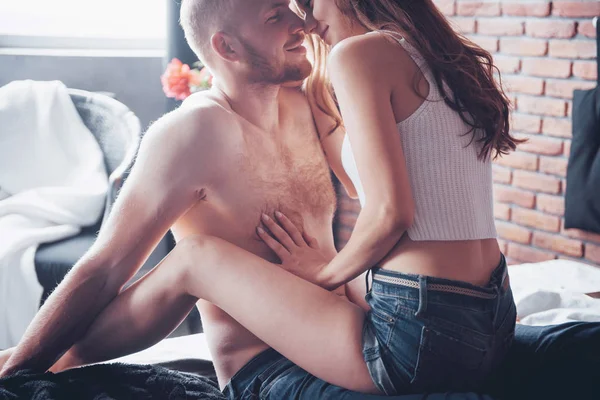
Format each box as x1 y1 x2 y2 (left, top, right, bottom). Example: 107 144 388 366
49 264 199 373
0 106 219 376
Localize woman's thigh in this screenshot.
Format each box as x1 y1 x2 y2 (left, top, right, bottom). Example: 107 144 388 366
178 235 379 394
345 271 370 312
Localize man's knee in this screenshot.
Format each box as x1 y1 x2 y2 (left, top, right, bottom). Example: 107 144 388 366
176 234 223 258
174 234 223 282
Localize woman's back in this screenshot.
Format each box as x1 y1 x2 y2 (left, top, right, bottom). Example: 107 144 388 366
339 31 501 285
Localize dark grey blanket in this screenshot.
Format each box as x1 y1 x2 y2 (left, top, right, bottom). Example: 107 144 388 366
0 363 225 400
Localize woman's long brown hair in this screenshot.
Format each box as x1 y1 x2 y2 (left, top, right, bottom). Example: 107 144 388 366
302 33 343 139
300 0 523 160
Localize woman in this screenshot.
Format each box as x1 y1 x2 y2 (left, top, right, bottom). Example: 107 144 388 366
255 0 521 395
1 1 518 397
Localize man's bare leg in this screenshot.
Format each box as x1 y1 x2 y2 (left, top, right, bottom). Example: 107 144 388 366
50 254 198 373
0 348 13 371
51 235 378 394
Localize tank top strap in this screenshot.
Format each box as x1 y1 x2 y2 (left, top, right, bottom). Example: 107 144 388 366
373 30 423 64
369 29 442 101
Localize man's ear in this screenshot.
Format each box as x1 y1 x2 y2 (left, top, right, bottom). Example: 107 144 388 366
211 32 240 62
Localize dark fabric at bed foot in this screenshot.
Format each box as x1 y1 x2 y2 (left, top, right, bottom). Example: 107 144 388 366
0 362 225 400
155 358 218 382
485 322 600 400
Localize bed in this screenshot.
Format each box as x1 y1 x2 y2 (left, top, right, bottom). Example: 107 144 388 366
1 259 599 399
94 259 600 399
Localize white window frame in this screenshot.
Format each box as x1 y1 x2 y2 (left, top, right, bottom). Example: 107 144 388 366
0 0 167 55
0 35 164 51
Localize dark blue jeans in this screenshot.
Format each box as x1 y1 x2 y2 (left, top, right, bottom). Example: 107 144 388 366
486 322 600 400
223 322 600 399
363 256 516 395
222 347 493 400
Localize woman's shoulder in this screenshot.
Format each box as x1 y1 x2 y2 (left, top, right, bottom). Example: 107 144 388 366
328 31 410 74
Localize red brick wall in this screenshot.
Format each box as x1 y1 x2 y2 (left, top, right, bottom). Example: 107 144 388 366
333 0 600 267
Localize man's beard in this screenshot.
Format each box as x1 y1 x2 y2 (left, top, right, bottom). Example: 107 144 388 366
238 37 311 85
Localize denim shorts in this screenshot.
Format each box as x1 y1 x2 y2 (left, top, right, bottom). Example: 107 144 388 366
223 256 515 399
222 348 376 400
221 348 495 400
363 254 517 395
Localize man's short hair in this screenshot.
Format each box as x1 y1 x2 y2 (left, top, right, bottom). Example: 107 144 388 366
180 0 235 64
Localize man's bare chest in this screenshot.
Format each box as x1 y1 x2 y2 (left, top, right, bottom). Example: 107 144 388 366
229 135 336 223
173 114 337 250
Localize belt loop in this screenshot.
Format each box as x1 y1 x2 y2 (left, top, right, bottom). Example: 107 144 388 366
492 288 501 326
416 276 427 317
365 268 373 294
499 255 508 294
492 270 503 326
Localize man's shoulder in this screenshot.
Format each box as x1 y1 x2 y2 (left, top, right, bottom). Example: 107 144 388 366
143 91 239 156
176 90 239 135
180 89 233 116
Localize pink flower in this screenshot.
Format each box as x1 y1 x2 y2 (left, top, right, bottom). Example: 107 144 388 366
161 58 195 100
161 58 213 100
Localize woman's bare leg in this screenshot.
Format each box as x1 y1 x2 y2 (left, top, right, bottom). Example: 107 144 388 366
177 235 376 393
346 272 371 313
51 235 377 393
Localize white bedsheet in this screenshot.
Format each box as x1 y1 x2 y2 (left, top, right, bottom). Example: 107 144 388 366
107 333 213 365
508 259 600 325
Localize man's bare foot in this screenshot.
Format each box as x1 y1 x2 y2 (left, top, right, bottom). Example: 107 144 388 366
0 347 15 374
48 351 85 374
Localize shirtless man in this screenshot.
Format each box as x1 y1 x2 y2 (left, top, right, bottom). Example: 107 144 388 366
0 0 377 395
3 1 600 400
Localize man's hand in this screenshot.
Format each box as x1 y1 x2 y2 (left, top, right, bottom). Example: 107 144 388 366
257 211 332 287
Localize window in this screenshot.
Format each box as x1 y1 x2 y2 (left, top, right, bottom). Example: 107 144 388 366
0 0 166 50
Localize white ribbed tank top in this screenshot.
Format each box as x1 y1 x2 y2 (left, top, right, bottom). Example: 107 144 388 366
341 31 497 241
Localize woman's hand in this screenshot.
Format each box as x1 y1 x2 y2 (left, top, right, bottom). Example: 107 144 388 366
257 211 332 287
